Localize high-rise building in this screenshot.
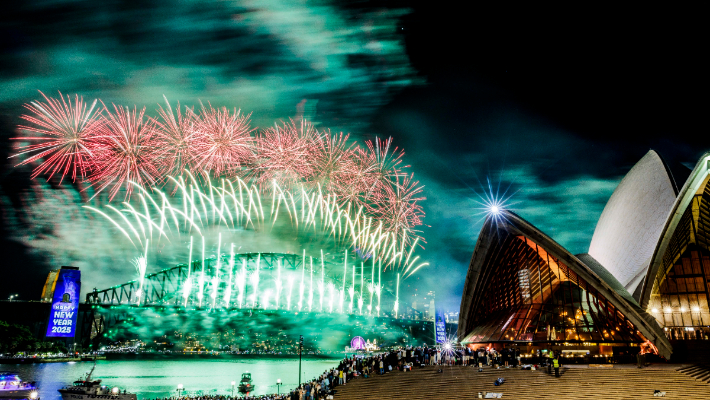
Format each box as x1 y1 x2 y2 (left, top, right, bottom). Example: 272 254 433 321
427 291 436 321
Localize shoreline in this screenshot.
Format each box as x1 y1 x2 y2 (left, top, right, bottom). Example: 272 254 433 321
0 353 344 364
0 356 89 364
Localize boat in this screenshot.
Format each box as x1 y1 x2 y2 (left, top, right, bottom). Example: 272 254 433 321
58 363 136 400
0 372 39 399
237 372 254 393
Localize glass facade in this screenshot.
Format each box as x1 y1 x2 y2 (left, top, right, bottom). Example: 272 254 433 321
464 231 647 344
647 179 710 340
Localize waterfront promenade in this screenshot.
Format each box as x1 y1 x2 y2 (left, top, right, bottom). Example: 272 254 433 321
332 364 710 400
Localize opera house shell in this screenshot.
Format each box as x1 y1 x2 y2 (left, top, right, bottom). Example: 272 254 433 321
459 150 710 360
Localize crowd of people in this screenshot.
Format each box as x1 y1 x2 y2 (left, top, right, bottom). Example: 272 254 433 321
152 395 287 400
146 345 561 400
282 345 536 399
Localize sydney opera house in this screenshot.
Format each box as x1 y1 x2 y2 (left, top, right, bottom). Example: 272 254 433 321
458 151 710 360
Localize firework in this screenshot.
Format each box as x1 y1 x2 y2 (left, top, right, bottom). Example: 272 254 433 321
151 97 199 177
192 104 255 178
88 172 427 274
86 176 430 311
12 91 103 183
335 149 377 209
12 93 429 280
360 137 407 195
308 130 356 196
369 173 425 242
254 119 317 189
132 242 149 305
394 272 400 318
89 104 161 200
12 95 425 237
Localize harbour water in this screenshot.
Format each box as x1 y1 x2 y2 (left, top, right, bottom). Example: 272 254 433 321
9 357 341 399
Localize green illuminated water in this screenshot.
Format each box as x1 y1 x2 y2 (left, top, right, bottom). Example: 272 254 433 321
12 358 341 399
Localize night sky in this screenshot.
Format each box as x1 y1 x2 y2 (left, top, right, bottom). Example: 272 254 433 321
0 2 705 312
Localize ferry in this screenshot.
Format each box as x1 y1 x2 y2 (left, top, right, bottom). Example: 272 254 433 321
58 364 136 400
237 372 254 393
0 372 39 399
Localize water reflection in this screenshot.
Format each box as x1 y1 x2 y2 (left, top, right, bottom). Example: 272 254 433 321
12 358 340 399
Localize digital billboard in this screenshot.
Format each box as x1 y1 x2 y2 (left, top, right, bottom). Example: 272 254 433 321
45 268 81 338
435 310 446 343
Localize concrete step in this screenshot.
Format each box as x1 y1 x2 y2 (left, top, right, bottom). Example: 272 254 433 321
677 363 710 383
329 366 710 400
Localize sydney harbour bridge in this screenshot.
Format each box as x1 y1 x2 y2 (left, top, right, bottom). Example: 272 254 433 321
78 252 434 350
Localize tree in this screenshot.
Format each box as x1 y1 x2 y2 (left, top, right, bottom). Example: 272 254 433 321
0 320 43 355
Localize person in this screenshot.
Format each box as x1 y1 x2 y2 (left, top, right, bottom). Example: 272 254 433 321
553 355 560 378
515 348 520 367
379 359 384 375
547 351 553 375
338 369 343 385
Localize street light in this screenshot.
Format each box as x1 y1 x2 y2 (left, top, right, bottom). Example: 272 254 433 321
231 381 235 397
298 335 303 386
276 379 282 395
176 384 184 398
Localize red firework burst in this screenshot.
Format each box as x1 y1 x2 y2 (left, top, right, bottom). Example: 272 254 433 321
368 173 425 241
254 119 317 190
192 104 255 178
151 97 198 177
89 104 161 200
12 91 103 183
307 130 356 195
10 94 426 235
355 137 407 198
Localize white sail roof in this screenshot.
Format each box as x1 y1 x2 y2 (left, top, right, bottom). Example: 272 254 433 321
588 150 677 297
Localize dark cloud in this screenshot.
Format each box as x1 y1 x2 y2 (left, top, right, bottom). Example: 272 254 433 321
366 5 705 310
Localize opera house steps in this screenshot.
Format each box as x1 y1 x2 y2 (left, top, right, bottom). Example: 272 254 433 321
678 364 710 383
332 365 710 399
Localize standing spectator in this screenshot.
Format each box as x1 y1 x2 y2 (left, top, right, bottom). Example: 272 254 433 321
515 347 521 367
